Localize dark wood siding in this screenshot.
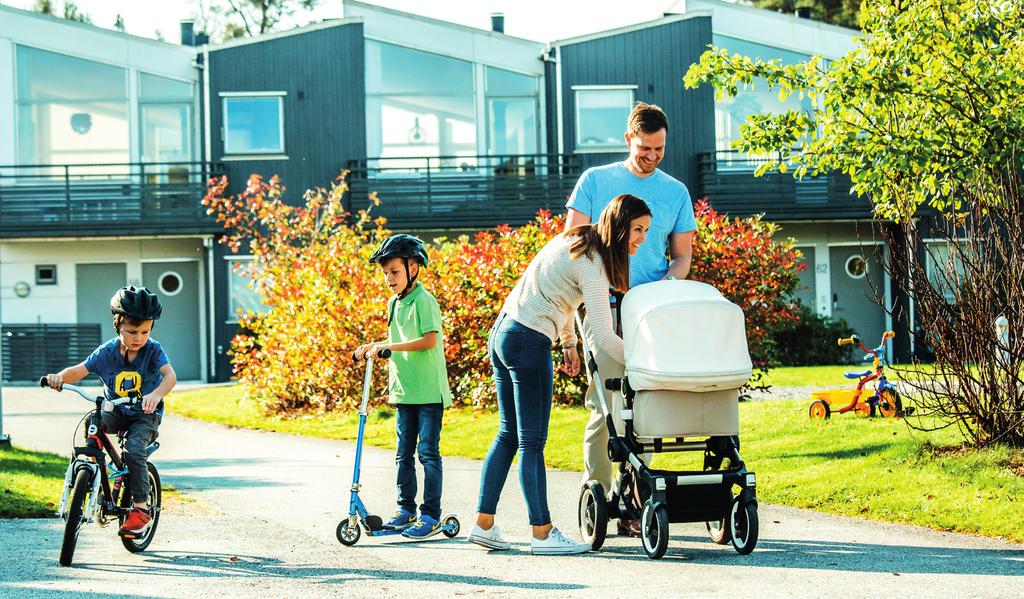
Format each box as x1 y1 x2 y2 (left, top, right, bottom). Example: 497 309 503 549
557 16 714 193
208 22 366 206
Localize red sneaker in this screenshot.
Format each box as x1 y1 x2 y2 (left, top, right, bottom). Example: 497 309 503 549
119 508 152 535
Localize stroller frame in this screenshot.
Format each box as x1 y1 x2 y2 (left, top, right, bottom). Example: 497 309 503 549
575 313 759 559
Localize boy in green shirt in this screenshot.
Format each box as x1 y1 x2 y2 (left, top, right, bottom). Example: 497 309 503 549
355 234 453 539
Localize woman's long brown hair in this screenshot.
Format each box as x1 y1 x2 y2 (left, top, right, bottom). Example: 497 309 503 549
566 194 651 293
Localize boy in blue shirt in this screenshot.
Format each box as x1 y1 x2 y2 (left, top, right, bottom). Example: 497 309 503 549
355 234 453 539
45 285 177 536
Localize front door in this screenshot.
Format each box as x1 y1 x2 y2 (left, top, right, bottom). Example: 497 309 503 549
830 246 886 349
76 262 128 338
142 261 200 380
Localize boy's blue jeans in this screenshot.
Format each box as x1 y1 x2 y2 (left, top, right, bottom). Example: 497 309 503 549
477 312 553 526
395 403 443 520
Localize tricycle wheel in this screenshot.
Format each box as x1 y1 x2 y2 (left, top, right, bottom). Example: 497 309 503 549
808 399 831 420
641 501 669 560
878 389 903 418
578 480 608 551
442 515 460 538
729 496 758 555
336 519 361 546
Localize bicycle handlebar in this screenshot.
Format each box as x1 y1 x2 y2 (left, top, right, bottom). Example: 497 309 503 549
38 377 139 407
351 348 393 361
836 331 895 357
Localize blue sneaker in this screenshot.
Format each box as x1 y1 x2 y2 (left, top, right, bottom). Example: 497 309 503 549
383 509 416 531
401 514 441 539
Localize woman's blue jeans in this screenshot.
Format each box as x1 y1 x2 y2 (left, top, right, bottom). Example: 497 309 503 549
477 313 554 526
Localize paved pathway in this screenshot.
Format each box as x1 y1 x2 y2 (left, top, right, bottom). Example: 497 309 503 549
1 386 1021 598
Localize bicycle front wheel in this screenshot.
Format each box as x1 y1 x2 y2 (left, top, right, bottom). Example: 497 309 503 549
60 469 91 567
121 462 161 553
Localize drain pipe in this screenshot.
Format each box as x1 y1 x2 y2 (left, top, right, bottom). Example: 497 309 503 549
0 324 9 449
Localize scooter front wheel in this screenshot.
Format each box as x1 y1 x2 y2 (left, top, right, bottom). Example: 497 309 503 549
336 519 361 546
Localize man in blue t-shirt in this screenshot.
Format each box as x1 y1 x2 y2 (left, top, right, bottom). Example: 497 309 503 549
45 286 177 537
564 102 696 537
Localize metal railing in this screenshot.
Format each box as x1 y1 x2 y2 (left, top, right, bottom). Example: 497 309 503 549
697 150 867 218
346 154 579 229
0 161 224 233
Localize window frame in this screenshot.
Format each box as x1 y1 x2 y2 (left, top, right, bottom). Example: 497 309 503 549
225 256 264 324
220 92 286 156
572 85 636 154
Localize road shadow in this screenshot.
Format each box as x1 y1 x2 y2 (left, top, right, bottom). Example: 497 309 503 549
72 550 586 591
590 534 1024 576
0 585 161 599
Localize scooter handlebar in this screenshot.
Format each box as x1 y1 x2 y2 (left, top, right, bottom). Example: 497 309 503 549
352 348 393 361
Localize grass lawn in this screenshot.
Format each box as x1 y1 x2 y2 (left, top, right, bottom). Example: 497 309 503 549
759 363 933 388
171 384 1024 543
1 446 187 519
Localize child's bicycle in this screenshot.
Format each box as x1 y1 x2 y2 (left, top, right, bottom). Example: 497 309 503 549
39 377 162 566
807 331 906 420
335 350 460 546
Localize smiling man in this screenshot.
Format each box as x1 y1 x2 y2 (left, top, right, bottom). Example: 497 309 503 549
564 102 696 537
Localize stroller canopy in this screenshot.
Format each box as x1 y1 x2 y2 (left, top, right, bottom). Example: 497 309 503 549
621 281 753 392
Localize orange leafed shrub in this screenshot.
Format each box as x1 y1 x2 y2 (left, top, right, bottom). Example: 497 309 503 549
205 174 800 413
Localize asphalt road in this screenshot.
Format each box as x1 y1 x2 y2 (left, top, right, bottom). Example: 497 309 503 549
1 386 1022 598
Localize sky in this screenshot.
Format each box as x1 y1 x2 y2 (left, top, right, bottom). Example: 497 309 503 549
0 0 683 44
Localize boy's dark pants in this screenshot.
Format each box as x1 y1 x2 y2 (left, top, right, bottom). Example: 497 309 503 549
100 410 161 504
395 403 443 520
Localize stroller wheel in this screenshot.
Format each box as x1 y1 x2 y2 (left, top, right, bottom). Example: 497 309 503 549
336 519 361 546
729 495 758 555
809 399 831 420
641 501 669 560
578 481 608 551
706 517 731 545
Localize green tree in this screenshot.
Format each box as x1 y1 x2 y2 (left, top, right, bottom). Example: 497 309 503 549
33 0 92 24
213 0 319 39
751 0 861 29
684 0 1024 446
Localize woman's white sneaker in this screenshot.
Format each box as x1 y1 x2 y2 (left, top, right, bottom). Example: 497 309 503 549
467 523 511 550
531 527 590 555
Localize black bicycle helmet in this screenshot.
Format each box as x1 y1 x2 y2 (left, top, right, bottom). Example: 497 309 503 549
110 285 163 321
368 234 429 267
369 234 429 297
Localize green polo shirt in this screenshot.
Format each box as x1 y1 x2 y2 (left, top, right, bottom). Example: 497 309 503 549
387 282 453 407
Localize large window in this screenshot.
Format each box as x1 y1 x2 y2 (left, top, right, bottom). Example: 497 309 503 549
486 67 538 156
140 73 194 168
16 46 129 171
573 87 634 151
222 94 285 155
925 242 974 304
712 36 814 167
227 258 264 321
366 41 476 169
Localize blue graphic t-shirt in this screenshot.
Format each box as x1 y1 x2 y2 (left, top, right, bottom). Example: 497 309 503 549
84 337 170 416
566 162 697 286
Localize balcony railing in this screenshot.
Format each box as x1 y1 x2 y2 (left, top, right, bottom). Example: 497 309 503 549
346 154 580 229
697 151 871 220
0 161 225 236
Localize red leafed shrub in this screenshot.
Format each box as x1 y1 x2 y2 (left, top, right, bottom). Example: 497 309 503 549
689 198 803 371
205 174 799 413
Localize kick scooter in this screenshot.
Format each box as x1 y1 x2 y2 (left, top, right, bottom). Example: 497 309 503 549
336 348 460 545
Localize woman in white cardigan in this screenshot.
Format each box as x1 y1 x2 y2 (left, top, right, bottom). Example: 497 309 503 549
468 194 652 555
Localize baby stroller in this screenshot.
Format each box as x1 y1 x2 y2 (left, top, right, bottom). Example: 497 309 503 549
577 280 759 559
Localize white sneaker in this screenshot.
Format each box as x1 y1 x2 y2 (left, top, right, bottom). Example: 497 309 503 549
531 527 590 555
467 523 511 551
